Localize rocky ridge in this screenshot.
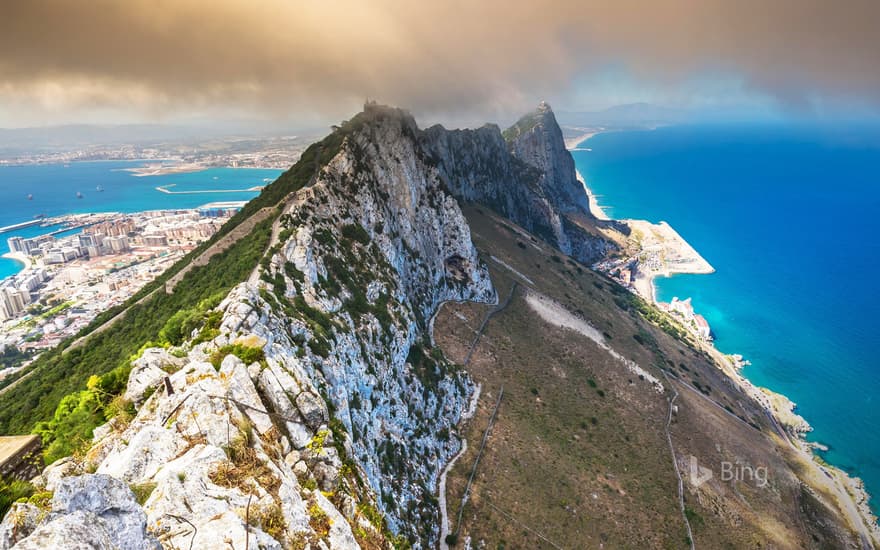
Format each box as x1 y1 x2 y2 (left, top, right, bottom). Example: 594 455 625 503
0 100 876 549
422 101 621 264
0 105 498 548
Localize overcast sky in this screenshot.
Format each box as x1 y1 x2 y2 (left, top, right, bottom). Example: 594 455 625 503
2 0 879 128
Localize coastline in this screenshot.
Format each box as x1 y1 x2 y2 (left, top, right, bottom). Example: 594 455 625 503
575 169 611 221
568 134 880 542
123 162 206 177
624 219 715 301
566 128 611 221
1 251 29 269
126 162 286 178
155 183 264 195
564 129 601 150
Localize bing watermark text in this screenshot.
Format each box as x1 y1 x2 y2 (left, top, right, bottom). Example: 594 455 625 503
688 455 769 489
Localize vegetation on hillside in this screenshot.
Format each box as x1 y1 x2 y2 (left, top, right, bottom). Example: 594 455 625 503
23 217 274 462
0 347 32 371
501 109 543 142
0 122 355 452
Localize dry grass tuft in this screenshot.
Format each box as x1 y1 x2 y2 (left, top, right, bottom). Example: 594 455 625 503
308 502 331 540
209 426 281 496
250 501 287 540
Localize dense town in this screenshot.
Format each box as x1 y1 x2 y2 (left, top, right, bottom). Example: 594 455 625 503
0 134 311 170
0 203 243 377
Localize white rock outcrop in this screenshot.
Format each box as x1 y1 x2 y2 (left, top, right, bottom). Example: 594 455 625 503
8 105 496 548
0 475 160 550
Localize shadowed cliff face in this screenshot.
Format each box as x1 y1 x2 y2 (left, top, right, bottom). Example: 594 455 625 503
505 101 591 216
422 102 617 264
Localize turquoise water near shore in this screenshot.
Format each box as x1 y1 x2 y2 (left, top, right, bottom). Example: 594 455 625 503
572 123 880 516
0 161 282 279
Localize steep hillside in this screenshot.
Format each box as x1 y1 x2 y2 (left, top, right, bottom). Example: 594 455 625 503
0 103 875 549
422 103 622 265
436 207 871 549
0 105 498 548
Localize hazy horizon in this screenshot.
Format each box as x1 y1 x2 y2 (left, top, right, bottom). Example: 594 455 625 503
3 1 880 129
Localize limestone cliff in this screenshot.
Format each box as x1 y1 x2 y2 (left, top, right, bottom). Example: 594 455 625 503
504 101 591 216
0 105 496 549
1 102 874 549
0 102 617 549
422 102 619 264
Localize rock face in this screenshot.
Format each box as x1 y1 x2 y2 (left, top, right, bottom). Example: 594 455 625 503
422 101 619 263
505 101 591 216
0 475 160 550
7 104 504 548
6 103 614 548
259 105 496 541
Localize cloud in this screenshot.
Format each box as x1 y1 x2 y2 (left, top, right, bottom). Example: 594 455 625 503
1 0 879 124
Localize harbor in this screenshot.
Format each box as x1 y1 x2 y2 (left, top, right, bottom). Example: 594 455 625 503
0 219 45 235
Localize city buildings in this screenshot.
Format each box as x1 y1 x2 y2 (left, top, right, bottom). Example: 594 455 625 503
0 206 242 362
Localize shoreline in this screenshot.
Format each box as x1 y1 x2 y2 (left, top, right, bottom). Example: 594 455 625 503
564 128 611 221
569 132 880 541
155 183 264 195
625 219 715 301
126 162 286 178
124 162 207 177
1 251 30 267
564 129 602 150
1 251 30 278
575 169 611 221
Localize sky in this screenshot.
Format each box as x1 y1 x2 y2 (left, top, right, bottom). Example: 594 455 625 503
2 0 879 129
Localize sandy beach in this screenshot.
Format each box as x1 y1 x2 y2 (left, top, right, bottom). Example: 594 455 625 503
564 128 602 150
565 129 613 222
2 251 30 268
575 169 610 221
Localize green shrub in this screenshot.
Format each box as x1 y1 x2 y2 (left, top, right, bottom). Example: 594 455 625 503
210 344 266 370
0 113 369 469
0 215 274 447
129 482 157 505
0 478 34 517
341 223 370 245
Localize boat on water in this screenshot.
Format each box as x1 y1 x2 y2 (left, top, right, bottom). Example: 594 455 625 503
76 192 83 199
27 194 33 200
96 185 104 192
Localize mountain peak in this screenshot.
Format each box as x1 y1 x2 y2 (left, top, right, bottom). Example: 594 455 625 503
501 103 592 220
503 102 557 142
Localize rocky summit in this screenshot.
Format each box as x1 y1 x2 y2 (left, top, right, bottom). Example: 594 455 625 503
0 103 875 549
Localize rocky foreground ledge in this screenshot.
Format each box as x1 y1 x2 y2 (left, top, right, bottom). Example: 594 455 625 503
0 105 501 548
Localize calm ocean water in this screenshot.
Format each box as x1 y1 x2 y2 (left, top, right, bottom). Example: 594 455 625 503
0 161 282 279
572 123 880 515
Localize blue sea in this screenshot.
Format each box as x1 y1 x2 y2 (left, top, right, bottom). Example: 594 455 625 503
572 123 880 515
0 161 282 279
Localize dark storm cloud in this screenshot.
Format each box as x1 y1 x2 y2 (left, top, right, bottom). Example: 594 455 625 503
1 0 878 121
